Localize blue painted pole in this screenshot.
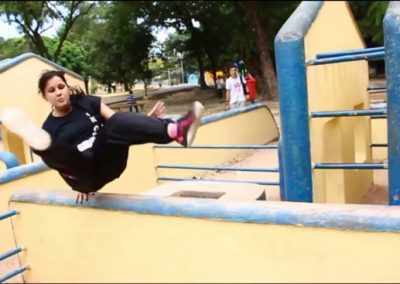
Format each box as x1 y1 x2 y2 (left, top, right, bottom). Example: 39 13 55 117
0 247 23 261
311 109 386 118
0 209 18 221
157 165 279 173
274 1 323 203
0 152 20 169
0 265 30 283
316 46 385 59
307 51 385 66
384 2 400 205
314 163 386 170
154 144 279 149
158 177 280 186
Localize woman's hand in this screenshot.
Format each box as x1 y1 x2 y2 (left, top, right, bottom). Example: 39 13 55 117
75 192 96 204
148 101 166 118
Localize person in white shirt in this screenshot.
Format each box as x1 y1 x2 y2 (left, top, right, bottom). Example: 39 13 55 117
225 65 247 110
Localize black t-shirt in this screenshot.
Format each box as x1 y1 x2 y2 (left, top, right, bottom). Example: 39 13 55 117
42 95 104 157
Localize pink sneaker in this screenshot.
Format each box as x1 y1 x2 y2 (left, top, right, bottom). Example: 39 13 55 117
175 101 204 147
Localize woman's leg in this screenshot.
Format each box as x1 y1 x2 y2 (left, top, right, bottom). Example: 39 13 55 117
103 101 204 147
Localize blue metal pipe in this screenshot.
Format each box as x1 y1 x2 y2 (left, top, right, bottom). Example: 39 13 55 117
384 1 400 205
0 265 30 283
0 209 18 221
311 109 387 118
154 144 279 149
157 164 279 173
316 46 385 59
0 247 23 261
371 115 387 119
314 163 387 170
158 177 280 186
0 151 20 169
274 1 318 202
370 143 388 147
368 85 386 91
307 51 385 66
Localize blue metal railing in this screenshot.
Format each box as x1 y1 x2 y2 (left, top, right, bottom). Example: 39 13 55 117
368 85 386 91
0 209 18 221
0 209 29 283
307 51 385 66
316 46 385 59
154 144 278 149
157 164 279 173
158 177 280 186
0 247 24 261
370 143 388 147
155 144 281 189
314 163 387 170
0 265 30 283
310 109 387 118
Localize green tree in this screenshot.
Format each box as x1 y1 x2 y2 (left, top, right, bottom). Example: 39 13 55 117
0 1 94 61
0 37 30 60
349 1 389 46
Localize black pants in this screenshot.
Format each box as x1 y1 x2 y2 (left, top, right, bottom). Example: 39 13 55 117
217 89 224 100
34 112 174 193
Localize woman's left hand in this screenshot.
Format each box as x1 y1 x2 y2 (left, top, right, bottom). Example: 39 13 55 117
148 101 166 118
75 192 96 204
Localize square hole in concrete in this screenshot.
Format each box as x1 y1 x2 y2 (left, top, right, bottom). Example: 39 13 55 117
171 191 226 199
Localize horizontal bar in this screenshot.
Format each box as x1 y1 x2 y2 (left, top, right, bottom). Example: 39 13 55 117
0 209 18 221
307 51 385 66
316 47 384 59
0 247 24 261
154 144 279 149
371 115 387 119
158 177 280 186
314 163 387 170
0 265 30 283
311 109 386 118
157 164 279 172
368 85 386 91
370 143 388 147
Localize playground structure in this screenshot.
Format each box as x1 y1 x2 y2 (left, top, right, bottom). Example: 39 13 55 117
2 1 400 282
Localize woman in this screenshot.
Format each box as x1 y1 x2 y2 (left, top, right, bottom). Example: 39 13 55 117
0 70 204 203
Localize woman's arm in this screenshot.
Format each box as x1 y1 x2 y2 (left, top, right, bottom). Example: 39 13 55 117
100 101 116 120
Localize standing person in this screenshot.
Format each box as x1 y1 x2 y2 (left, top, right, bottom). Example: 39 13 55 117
127 89 139 113
225 64 247 110
0 70 204 203
215 75 225 103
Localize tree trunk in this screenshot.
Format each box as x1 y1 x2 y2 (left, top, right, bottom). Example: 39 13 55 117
239 1 278 101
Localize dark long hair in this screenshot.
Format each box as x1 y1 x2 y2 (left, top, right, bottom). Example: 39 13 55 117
38 70 86 97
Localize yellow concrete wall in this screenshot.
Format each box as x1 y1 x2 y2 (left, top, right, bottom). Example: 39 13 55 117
0 105 279 257
0 56 85 164
305 1 372 204
8 199 400 283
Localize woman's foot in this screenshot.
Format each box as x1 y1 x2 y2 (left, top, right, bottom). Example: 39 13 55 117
0 108 51 151
174 101 204 147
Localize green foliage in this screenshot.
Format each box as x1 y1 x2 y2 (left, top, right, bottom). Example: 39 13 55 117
0 37 30 60
349 1 389 46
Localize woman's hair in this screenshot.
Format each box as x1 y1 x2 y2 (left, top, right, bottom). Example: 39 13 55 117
38 70 86 96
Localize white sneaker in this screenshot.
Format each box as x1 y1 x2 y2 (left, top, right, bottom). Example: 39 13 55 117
0 108 51 151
